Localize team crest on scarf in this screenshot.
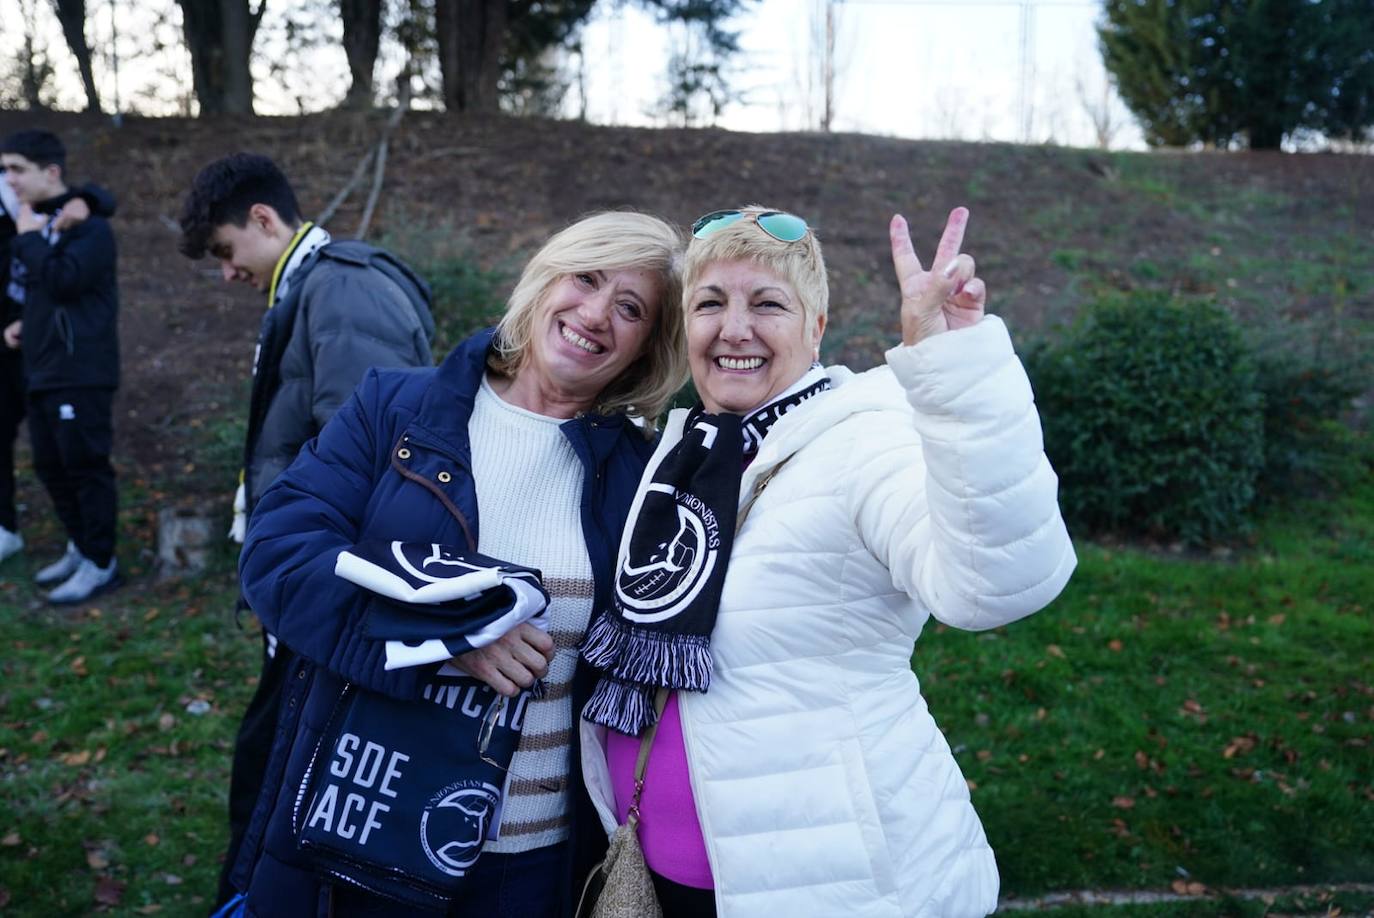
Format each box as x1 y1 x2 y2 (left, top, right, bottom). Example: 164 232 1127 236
582 371 832 735
616 477 723 624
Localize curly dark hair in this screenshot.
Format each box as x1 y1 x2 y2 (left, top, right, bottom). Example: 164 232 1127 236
177 153 302 259
0 130 66 173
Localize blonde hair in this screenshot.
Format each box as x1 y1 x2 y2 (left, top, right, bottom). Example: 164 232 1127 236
490 211 688 421
682 205 829 328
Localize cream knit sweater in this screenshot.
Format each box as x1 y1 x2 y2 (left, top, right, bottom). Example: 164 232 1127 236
470 377 594 854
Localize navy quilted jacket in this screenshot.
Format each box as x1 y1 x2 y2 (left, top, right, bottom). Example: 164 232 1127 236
235 327 654 916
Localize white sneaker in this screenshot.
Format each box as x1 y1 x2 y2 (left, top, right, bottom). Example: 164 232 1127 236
47 557 121 605
0 527 22 564
35 540 82 585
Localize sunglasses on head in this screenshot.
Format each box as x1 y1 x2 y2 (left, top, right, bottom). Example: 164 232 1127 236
691 210 810 243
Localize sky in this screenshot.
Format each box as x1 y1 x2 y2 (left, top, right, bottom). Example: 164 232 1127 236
0 0 1145 150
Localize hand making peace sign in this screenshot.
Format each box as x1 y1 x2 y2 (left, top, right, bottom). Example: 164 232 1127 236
889 207 987 346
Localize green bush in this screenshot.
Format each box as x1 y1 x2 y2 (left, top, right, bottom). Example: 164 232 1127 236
1025 293 1264 544
421 255 511 356
374 218 512 358
1248 320 1370 502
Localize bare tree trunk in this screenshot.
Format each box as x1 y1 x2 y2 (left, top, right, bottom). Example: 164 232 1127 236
178 0 265 114
435 0 507 112
51 0 102 113
18 0 54 109
340 0 382 109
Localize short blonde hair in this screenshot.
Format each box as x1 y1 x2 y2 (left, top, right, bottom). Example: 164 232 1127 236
682 205 829 328
491 211 688 421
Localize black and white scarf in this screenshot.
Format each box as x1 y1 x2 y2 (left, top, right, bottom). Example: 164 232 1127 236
581 368 831 735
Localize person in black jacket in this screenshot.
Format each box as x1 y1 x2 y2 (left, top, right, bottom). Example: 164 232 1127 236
0 130 120 604
177 152 436 912
0 168 117 568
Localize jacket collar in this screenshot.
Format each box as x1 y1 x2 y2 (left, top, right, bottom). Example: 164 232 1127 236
268 222 331 308
659 363 897 507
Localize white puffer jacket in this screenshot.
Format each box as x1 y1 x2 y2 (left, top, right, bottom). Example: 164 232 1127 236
582 316 1077 917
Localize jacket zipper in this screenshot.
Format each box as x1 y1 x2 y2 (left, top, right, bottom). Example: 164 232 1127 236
677 692 724 909
676 453 790 911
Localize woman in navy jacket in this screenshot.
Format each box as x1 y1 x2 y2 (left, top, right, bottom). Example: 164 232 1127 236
234 212 687 917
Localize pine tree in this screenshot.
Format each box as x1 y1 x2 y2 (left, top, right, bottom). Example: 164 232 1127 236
1099 0 1374 150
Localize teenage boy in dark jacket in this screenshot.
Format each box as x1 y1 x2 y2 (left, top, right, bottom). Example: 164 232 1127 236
176 152 435 910
0 167 117 568
0 130 120 603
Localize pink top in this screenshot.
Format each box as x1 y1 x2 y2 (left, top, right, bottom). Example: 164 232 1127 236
605 691 715 889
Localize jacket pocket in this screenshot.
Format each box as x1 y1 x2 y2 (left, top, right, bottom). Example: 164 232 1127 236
387 427 476 550
837 738 901 901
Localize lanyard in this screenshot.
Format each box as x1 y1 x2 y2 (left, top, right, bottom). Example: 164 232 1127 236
266 221 316 309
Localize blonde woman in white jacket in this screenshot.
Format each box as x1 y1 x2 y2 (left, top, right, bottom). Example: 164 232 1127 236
579 205 1077 918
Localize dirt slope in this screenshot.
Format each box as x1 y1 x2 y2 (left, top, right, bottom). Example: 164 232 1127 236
1 109 1369 491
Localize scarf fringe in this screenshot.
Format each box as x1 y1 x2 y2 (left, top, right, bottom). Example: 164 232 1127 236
583 677 656 736
579 610 631 669
581 611 713 691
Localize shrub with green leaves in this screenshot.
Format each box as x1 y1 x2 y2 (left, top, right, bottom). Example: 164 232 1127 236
1247 320 1370 503
1025 293 1264 544
375 218 511 358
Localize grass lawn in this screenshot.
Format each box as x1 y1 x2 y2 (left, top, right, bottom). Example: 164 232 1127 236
1 448 1370 915
919 450 1374 910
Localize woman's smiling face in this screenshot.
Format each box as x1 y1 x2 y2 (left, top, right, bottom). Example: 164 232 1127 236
524 267 661 409
686 259 825 415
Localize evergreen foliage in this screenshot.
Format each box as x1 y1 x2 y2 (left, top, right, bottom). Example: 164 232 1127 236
1026 293 1264 544
1098 0 1374 149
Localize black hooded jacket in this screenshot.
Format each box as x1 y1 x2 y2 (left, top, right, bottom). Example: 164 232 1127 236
7 186 120 391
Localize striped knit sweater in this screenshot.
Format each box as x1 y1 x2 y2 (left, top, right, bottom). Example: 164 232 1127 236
469 377 595 854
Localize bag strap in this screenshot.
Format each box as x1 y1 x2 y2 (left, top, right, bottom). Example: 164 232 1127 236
627 687 670 823
737 453 793 534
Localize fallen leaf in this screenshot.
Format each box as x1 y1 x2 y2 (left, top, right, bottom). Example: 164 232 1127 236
93 876 125 907
1112 795 1136 809
1 832 20 847
135 906 162 915
85 849 109 870
62 749 92 766
1268 614 1286 625
144 833 160 847
157 713 175 731
1108 639 1123 652
70 656 88 676
1093 748 1106 760
1047 644 1066 659
1223 735 1257 759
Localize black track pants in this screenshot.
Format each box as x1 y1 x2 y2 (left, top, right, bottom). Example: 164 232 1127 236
27 387 117 566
